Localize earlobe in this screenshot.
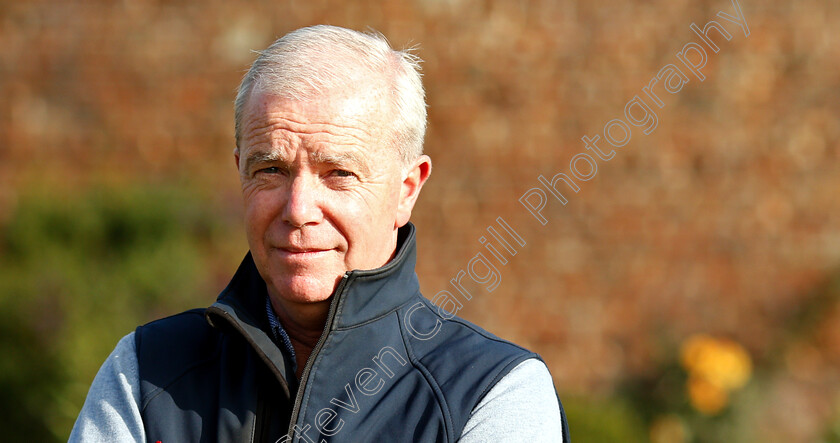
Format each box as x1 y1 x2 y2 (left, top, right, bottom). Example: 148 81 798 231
396 155 432 228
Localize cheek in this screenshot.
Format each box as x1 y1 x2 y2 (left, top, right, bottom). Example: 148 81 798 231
244 189 283 236
372 183 402 226
344 191 394 230
348 186 401 240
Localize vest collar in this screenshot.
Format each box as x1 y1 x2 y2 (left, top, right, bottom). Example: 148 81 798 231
207 222 420 341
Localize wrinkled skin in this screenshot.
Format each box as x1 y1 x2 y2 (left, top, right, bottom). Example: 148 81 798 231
235 87 431 357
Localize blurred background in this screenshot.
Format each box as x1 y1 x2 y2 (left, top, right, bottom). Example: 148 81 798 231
1 0 838 441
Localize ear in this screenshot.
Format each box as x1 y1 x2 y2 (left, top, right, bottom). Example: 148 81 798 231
395 155 432 228
234 147 241 172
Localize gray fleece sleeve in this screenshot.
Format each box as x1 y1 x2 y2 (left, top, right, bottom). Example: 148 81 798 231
68 332 145 443
459 358 565 442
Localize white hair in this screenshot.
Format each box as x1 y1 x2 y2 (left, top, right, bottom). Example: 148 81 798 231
234 25 427 164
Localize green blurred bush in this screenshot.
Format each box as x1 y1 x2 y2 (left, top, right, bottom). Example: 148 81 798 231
0 185 240 440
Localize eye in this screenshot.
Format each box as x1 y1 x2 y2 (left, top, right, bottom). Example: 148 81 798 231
256 166 281 175
331 169 356 178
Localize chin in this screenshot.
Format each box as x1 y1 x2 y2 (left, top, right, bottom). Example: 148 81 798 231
272 274 337 304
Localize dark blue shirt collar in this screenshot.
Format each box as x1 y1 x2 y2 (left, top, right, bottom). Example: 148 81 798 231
265 295 298 376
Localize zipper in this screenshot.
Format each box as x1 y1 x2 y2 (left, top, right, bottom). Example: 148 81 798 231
286 273 352 438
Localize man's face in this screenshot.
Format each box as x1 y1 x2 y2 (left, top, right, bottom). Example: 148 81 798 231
236 88 428 306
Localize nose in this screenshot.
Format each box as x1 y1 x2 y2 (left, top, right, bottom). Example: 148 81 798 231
281 174 323 228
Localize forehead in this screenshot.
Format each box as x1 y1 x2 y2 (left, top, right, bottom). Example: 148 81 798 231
241 85 391 143
242 85 390 129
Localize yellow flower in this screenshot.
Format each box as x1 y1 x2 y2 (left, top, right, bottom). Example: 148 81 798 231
686 375 729 415
680 334 753 415
680 334 752 391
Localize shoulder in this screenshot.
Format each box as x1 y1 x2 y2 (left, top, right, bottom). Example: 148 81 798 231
396 297 542 430
135 308 210 339
460 358 568 443
134 308 218 362
474 358 558 409
69 333 146 442
134 309 223 406
399 297 536 372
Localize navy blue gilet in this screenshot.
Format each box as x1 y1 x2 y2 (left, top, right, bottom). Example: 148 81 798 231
135 224 569 442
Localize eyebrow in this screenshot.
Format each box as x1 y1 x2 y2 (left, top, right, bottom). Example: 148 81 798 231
243 149 370 175
309 150 370 175
243 150 282 173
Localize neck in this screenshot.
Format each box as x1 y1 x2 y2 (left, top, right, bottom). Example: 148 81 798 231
268 296 331 379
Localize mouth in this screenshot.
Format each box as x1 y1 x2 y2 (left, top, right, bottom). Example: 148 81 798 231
275 246 332 258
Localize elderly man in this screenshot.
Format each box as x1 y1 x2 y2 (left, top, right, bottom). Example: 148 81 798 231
70 25 569 442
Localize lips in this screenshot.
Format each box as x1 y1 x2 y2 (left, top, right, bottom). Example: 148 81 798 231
281 247 327 253
274 246 333 260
